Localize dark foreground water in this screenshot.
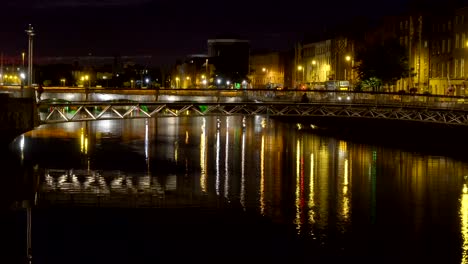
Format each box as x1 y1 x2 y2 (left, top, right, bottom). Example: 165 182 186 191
1 116 468 264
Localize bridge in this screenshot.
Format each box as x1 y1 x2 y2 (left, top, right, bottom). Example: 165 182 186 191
32 88 468 126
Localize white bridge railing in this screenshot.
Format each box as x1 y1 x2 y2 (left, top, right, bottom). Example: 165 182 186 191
37 98 468 126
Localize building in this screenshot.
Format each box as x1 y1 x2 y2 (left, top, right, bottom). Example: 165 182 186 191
207 39 250 86
450 6 468 96
249 51 288 89
300 40 333 88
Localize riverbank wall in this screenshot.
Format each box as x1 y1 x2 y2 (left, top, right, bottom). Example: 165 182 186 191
0 91 40 146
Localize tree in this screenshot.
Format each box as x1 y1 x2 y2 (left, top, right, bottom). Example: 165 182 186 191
354 38 412 91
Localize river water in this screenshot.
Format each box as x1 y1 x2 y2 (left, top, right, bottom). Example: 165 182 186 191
1 116 468 264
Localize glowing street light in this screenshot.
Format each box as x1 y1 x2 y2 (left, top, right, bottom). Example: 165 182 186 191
297 65 304 84
345 55 352 83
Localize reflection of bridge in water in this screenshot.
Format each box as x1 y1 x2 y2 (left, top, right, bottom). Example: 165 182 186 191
34 88 468 126
39 168 212 208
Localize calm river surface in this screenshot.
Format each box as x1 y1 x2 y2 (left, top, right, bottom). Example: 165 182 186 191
1 116 468 264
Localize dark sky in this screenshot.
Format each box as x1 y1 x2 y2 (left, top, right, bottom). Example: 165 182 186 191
0 0 410 67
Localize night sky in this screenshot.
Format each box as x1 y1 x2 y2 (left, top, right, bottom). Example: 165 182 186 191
0 0 410 66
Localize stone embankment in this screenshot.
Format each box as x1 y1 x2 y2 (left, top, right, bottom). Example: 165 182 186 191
0 90 39 146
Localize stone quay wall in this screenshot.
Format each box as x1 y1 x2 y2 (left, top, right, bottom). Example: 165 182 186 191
0 91 40 146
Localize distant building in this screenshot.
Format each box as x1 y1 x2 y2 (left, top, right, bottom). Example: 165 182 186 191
301 40 333 85
249 51 288 89
207 39 250 85
171 54 213 88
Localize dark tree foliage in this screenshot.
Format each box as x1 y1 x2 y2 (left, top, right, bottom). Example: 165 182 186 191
354 38 411 87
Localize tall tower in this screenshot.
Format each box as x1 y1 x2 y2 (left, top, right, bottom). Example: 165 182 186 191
25 24 35 87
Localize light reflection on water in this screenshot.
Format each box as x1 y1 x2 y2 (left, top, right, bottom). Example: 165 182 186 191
12 117 468 262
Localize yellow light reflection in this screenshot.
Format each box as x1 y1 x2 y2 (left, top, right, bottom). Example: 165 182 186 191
309 153 315 225
224 120 230 199
215 127 220 195
185 130 189 145
174 142 178 163
342 158 350 220
240 127 246 209
80 127 88 154
261 118 267 128
200 118 207 193
295 138 302 233
461 183 468 263
260 134 265 215
145 119 149 161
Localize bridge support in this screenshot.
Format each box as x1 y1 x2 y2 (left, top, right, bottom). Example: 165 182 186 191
0 92 40 146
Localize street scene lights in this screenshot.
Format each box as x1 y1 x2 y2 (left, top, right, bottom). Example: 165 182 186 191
312 60 319 83
25 24 35 87
345 55 352 84
262 67 272 87
20 72 25 88
297 65 304 87
175 77 180 88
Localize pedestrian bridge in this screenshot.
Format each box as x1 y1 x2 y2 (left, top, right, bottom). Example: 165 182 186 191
35 89 468 126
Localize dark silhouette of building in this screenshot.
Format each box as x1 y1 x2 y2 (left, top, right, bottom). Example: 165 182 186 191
207 39 250 83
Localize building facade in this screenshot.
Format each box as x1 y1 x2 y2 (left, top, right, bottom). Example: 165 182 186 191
207 39 250 86
249 51 287 88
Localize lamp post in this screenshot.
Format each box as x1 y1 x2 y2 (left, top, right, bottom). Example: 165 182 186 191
297 65 304 87
22 52 25 71
262 67 270 88
312 60 319 84
25 24 35 88
345 55 351 82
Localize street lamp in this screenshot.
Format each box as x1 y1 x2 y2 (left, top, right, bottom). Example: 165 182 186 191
262 67 272 88
25 24 35 87
297 65 304 87
312 60 319 83
20 72 25 88
345 55 352 85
